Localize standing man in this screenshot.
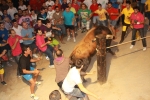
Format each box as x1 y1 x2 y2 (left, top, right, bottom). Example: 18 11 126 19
90 0 98 27
130 6 147 51
94 4 108 26
7 2 18 20
107 2 119 39
78 3 92 32
53 6 66 44
63 6 76 42
18 45 41 100
116 1 134 43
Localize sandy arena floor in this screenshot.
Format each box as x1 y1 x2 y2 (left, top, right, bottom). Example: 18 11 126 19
0 26 150 100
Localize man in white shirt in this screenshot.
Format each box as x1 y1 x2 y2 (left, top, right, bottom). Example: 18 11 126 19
47 5 55 24
12 19 23 44
62 59 100 100
7 2 18 19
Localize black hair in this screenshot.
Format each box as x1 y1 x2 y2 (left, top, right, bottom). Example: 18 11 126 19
55 6 59 9
22 45 30 54
49 90 61 100
14 13 18 17
40 7 45 11
9 29 15 34
45 19 51 24
56 49 63 57
126 1 131 5
75 59 84 69
133 6 140 11
12 19 17 23
98 3 102 7
36 28 42 33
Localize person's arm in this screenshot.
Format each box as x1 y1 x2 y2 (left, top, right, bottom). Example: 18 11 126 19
40 41 51 48
0 49 7 57
115 9 123 20
30 57 41 62
9 38 19 50
77 83 99 99
22 68 39 74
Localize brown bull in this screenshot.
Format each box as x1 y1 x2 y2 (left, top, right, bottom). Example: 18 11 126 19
70 25 113 73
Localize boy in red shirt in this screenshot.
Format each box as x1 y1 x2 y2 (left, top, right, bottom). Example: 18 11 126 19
130 6 147 51
107 2 119 39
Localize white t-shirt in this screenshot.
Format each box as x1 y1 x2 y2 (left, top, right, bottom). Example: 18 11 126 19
46 1 55 6
47 10 55 19
62 67 82 93
12 25 23 43
31 14 37 21
7 7 18 19
18 5 27 10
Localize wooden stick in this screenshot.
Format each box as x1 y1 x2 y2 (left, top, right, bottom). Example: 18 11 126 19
107 36 150 49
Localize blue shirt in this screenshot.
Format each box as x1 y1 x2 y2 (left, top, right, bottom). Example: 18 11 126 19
0 28 9 42
63 11 74 25
21 28 34 45
141 0 146 3
110 0 119 9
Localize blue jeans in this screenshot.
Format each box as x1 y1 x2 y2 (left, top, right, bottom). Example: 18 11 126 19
98 20 107 26
44 45 54 65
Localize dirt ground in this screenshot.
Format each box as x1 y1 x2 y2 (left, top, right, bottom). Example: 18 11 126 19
0 26 150 100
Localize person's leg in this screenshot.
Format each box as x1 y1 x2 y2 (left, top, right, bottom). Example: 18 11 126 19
139 28 147 47
86 20 91 30
66 26 71 41
119 23 129 43
0 69 7 85
70 26 76 42
131 28 137 46
14 55 22 76
44 48 54 66
29 78 36 94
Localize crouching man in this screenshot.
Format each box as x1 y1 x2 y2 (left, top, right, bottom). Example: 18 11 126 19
62 59 100 100
18 46 41 100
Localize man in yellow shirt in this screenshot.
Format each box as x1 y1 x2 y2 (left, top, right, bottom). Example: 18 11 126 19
145 0 150 30
116 1 134 43
94 4 108 26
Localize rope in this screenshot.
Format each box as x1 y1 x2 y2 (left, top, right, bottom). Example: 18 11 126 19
106 35 150 49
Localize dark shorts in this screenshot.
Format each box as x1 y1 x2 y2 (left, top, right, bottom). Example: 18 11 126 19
65 25 74 30
65 88 85 98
